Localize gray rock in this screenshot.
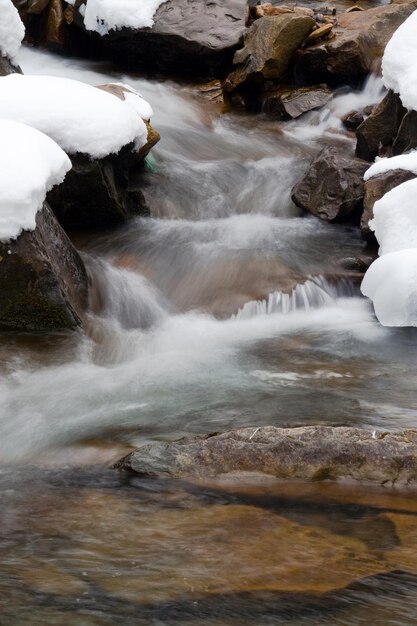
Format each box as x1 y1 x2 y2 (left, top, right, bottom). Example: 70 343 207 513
291 147 368 221
362 169 416 239
0 56 22 76
0 203 88 331
261 84 332 119
117 425 417 485
71 0 249 78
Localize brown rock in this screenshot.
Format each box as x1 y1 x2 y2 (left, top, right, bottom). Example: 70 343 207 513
362 169 416 239
0 203 88 331
341 110 364 131
291 147 368 221
118 425 417 485
294 3 417 87
392 110 417 155
356 90 406 161
224 14 315 105
261 84 332 118
304 23 333 45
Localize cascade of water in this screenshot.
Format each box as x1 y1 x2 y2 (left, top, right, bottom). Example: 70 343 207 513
234 276 356 319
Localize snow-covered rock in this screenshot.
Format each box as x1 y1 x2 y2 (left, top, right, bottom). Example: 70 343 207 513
0 73 148 158
368 178 417 256
0 119 71 242
361 249 417 326
382 10 417 112
81 0 168 35
0 0 25 63
364 151 417 181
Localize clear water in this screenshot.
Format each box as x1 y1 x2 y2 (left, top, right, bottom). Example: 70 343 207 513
1 46 417 626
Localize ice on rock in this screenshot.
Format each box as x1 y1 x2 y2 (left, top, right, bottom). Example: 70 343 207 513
0 0 25 63
0 119 71 242
361 250 417 326
364 151 417 181
0 74 148 158
83 0 168 35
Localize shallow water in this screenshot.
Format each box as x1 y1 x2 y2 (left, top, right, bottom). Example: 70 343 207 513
1 45 417 625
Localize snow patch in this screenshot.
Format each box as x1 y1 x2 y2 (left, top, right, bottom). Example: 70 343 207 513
382 10 417 111
0 0 25 63
364 151 417 181
82 0 168 36
0 74 148 158
0 119 71 242
368 178 417 256
361 249 417 326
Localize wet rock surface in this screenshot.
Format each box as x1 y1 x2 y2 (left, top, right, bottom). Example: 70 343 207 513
118 425 417 485
362 169 417 240
291 147 368 222
0 202 88 331
0 56 21 76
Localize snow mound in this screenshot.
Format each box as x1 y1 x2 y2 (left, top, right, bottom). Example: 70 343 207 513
369 178 417 256
0 119 71 242
82 0 168 36
382 10 417 111
364 151 417 181
0 0 25 63
0 74 148 158
117 83 154 120
361 250 417 326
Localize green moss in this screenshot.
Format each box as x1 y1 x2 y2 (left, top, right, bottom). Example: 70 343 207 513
0 295 77 332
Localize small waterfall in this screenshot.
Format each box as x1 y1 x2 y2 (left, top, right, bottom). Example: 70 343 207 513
234 276 356 319
86 257 170 329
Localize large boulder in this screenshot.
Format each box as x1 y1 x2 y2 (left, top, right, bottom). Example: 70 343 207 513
356 91 406 162
224 14 315 106
294 2 417 87
62 0 248 78
0 202 88 331
362 169 416 239
291 147 368 221
117 425 417 485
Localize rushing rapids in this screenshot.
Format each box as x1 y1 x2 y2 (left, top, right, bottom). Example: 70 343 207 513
1 42 417 626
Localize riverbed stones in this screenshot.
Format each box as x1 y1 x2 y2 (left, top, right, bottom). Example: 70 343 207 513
356 91 406 162
294 2 417 87
291 147 368 221
223 14 315 105
118 426 417 485
261 84 332 119
362 169 416 240
0 202 88 331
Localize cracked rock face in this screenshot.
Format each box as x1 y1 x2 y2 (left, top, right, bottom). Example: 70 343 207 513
117 426 417 485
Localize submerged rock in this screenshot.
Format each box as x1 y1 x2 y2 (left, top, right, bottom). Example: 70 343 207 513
362 169 416 240
0 202 87 331
291 147 368 221
356 91 406 162
224 14 315 107
294 3 417 87
118 425 417 485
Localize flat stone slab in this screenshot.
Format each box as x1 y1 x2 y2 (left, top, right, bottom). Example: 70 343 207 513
118 426 417 485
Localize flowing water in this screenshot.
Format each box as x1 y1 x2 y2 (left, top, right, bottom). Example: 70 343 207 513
1 45 417 625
